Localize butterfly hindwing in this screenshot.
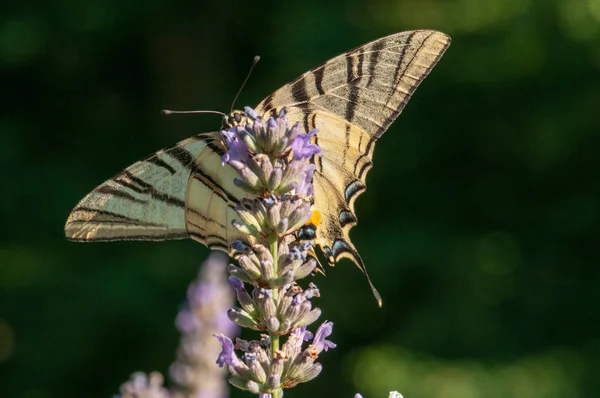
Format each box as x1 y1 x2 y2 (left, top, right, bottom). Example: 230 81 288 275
281 109 381 302
254 30 450 289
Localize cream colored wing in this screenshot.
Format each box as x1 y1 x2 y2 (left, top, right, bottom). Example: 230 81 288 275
255 30 451 298
65 133 247 249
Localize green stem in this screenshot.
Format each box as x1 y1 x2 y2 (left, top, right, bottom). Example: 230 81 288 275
268 233 282 398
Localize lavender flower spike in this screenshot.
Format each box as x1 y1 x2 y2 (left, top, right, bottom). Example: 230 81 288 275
216 107 331 398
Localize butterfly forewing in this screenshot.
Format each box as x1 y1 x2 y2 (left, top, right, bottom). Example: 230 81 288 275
65 134 246 246
65 135 209 241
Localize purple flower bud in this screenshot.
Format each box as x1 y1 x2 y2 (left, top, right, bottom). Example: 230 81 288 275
244 106 259 120
263 194 277 208
292 294 303 306
231 240 251 253
289 247 303 261
304 285 319 300
228 275 245 293
243 352 258 364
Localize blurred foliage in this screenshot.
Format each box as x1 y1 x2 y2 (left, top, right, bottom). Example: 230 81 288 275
1 0 599 397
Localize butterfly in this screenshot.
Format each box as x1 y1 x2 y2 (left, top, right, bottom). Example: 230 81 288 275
65 30 451 303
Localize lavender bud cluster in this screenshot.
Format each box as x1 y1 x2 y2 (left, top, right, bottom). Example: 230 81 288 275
215 107 335 398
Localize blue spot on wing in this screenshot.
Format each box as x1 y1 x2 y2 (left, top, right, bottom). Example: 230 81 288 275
339 210 357 227
332 239 353 257
344 180 365 203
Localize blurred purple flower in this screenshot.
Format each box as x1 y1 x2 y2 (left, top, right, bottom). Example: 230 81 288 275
117 372 170 398
169 252 238 398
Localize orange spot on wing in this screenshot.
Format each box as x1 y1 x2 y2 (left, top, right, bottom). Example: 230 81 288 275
307 208 321 227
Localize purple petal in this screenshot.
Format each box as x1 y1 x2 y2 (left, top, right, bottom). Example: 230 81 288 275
287 327 308 351
292 326 307 339
295 163 316 196
304 330 314 341
221 127 249 165
313 321 336 352
290 130 320 161
213 333 240 367
293 326 313 342
304 285 319 299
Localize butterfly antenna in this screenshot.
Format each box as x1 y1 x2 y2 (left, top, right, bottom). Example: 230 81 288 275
230 55 260 113
161 109 227 117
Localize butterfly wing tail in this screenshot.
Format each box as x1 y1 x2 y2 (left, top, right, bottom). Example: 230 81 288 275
322 238 382 307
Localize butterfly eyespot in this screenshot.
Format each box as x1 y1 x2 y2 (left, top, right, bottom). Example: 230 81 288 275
297 224 317 241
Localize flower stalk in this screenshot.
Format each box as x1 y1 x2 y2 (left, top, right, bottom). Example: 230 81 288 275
215 107 335 397
268 232 280 384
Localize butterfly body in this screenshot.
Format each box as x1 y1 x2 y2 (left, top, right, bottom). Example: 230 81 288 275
65 30 451 297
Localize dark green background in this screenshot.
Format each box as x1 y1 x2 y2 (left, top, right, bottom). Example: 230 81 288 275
1 1 599 397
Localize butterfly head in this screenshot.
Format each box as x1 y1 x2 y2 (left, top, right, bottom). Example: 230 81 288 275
223 110 250 129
